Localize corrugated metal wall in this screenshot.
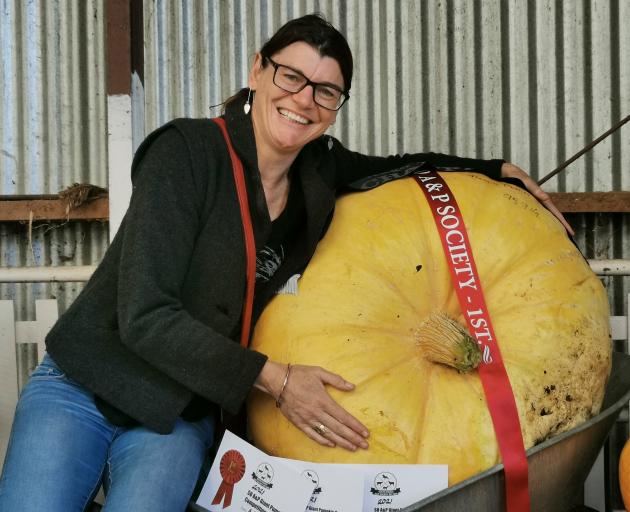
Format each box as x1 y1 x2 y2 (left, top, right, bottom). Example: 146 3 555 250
0 0 109 375
143 0 630 191
0 0 108 195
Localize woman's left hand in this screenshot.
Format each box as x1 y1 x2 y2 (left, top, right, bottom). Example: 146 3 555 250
501 162 574 236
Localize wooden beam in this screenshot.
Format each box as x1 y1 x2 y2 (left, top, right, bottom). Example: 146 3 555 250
131 0 144 83
106 0 132 95
549 192 630 213
0 191 627 222
0 198 109 222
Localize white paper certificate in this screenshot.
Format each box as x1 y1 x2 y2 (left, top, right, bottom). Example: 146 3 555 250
195 430 315 512
346 463 448 511
197 431 448 512
276 458 448 511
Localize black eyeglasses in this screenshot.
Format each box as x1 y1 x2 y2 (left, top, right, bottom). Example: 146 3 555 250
265 57 349 111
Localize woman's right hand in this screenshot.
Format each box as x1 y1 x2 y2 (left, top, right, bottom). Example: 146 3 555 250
254 360 370 452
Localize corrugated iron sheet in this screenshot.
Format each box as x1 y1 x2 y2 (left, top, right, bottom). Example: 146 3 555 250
0 0 108 195
0 0 109 289
1 0 109 383
143 0 630 192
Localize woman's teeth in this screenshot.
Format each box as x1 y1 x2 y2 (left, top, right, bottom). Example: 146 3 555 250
279 108 310 125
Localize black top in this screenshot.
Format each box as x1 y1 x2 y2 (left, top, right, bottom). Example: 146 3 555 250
255 169 305 282
46 89 504 434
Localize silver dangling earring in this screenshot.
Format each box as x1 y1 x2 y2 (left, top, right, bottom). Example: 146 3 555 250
244 88 252 115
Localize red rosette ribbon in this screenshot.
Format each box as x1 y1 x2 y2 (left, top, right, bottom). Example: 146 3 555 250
211 449 246 508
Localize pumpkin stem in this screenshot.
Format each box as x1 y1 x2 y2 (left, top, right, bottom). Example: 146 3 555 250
415 313 481 373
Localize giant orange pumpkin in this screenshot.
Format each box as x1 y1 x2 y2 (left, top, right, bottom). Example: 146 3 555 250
248 173 611 485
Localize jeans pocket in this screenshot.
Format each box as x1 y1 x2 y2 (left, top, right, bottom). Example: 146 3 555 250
30 353 67 379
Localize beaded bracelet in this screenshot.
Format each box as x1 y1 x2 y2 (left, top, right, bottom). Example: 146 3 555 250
275 363 292 408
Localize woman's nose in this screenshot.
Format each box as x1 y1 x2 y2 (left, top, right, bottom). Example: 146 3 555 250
292 85 315 108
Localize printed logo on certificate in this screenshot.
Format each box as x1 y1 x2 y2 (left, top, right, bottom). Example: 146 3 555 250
277 459 364 512
195 430 315 511
348 463 448 511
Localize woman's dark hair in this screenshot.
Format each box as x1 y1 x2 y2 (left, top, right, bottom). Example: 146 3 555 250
218 14 353 112
259 14 353 92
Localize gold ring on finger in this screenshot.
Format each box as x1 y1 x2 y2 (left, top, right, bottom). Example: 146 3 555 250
313 422 328 436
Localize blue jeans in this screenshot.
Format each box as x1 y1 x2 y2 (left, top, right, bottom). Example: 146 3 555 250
0 354 215 512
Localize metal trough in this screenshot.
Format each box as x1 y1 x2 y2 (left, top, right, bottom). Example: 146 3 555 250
404 351 630 512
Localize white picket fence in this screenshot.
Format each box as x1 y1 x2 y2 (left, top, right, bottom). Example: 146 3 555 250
0 265 629 510
0 299 59 468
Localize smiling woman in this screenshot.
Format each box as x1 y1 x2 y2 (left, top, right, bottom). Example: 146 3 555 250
0 13 572 512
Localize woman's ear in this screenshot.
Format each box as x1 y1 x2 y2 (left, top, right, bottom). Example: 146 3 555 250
248 53 264 90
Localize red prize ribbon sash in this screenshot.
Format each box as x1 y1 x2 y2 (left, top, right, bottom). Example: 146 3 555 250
211 449 246 508
414 170 530 511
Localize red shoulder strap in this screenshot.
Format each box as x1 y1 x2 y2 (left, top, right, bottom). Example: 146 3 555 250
414 170 530 511
211 117 256 348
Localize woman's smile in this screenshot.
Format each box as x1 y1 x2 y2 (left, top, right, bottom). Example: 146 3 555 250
277 107 312 125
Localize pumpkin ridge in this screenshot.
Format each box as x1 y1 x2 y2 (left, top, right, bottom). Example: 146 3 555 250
347 352 423 388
